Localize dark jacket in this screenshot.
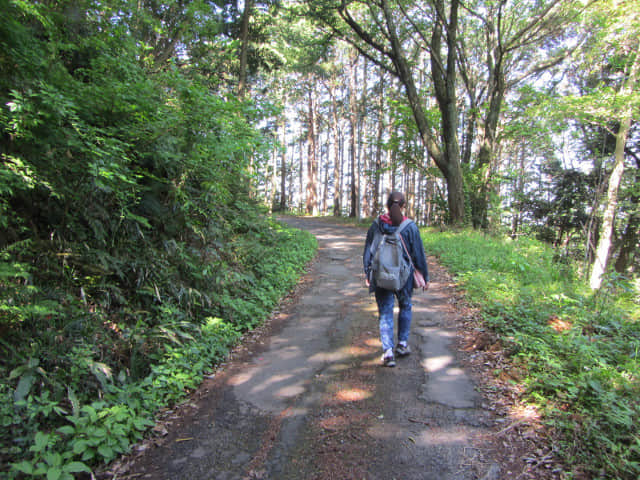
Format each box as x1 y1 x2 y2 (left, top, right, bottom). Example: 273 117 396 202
363 216 429 293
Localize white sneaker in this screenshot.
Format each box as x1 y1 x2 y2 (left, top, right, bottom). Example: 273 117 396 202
396 342 411 357
382 348 396 367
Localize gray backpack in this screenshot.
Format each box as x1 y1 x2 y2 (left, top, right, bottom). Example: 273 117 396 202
370 218 412 291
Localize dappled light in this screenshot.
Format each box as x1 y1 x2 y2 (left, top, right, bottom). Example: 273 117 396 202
1 0 638 477
334 388 373 403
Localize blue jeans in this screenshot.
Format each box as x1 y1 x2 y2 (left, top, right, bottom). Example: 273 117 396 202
375 281 413 352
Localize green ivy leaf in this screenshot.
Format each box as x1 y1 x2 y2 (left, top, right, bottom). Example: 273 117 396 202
57 425 75 435
31 431 50 453
97 444 114 460
72 439 88 455
47 466 62 480
63 461 92 473
11 460 34 474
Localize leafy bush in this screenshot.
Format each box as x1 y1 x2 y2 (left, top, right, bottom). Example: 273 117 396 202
0 220 316 478
423 229 640 479
0 1 318 477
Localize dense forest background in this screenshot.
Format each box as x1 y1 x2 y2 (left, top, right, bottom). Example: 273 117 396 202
248 0 639 291
0 0 638 478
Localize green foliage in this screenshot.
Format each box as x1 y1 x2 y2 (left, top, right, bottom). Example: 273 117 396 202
423 229 640 478
0 0 318 477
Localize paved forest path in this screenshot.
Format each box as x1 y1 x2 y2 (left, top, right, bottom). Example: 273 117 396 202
117 217 508 480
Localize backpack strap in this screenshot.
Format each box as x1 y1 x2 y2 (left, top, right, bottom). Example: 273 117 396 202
396 218 413 235
369 218 382 256
396 218 414 267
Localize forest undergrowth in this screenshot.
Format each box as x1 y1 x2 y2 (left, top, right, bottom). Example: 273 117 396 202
423 229 640 479
0 212 317 479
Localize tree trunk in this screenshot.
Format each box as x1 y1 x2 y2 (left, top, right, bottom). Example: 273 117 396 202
614 208 639 274
471 55 505 229
298 138 304 211
614 157 640 273
329 82 342 217
279 116 287 212
238 0 253 99
380 0 465 224
357 58 368 218
349 53 358 218
373 77 385 216
305 87 318 215
322 131 330 215
428 0 465 224
590 55 638 289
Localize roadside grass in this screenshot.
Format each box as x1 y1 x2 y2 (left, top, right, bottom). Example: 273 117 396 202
422 229 640 479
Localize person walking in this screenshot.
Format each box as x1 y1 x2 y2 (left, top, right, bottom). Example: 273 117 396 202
363 192 429 367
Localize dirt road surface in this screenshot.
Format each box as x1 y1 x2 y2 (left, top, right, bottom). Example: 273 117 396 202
115 217 511 480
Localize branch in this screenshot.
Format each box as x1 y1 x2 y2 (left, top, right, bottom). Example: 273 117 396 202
338 2 394 59
320 10 397 76
503 0 562 52
506 49 571 88
341 35 399 77
458 0 488 25
396 0 433 49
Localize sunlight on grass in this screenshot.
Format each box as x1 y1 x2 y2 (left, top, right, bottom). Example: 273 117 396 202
422 228 640 477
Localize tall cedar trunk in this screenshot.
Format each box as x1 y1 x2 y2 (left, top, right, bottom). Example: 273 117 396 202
279 116 287 212
590 56 638 289
330 82 342 216
358 59 368 218
339 134 345 215
268 147 277 214
391 149 397 192
237 0 253 99
322 132 330 214
298 138 304 211
407 169 416 218
373 77 385 216
349 53 358 218
305 88 318 215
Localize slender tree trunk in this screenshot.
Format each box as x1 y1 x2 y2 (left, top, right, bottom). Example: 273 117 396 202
268 147 277 214
329 83 342 216
590 55 638 289
298 138 304 211
305 87 318 215
339 133 345 215
391 149 397 193
373 77 385 216
615 157 640 273
349 53 358 218
614 205 640 273
322 131 330 215
238 0 253 99
279 117 287 212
